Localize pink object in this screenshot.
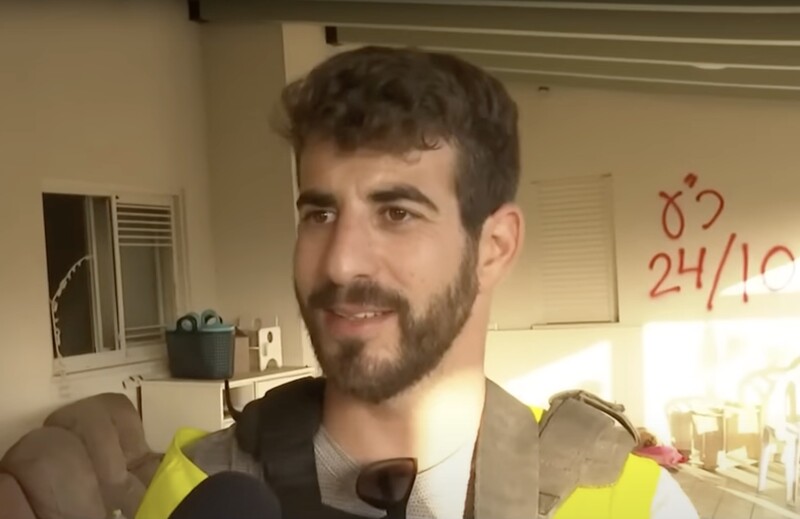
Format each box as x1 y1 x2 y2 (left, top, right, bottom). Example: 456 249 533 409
634 445 688 470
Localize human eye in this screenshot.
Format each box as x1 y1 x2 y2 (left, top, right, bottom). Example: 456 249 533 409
381 206 416 224
301 209 336 224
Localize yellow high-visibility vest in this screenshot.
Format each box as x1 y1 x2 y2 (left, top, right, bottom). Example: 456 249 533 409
136 408 660 519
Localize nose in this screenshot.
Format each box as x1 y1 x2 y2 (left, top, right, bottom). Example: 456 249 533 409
323 211 379 286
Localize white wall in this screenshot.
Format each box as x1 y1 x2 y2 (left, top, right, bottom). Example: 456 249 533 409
202 22 320 370
0 1 217 453
487 83 800 436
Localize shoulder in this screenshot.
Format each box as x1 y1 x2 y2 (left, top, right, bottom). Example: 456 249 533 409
183 426 263 477
135 428 210 519
530 407 692 519
134 427 262 519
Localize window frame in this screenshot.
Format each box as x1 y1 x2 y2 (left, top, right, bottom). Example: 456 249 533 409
42 180 190 375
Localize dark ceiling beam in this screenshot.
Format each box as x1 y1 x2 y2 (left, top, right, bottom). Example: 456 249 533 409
492 70 800 101
304 0 800 10
334 27 800 70
200 1 800 44
450 51 800 89
330 39 800 96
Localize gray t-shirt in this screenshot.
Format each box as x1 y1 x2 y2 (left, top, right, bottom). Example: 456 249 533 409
314 426 474 519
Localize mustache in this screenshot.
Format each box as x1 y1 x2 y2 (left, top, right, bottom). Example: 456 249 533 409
308 281 409 312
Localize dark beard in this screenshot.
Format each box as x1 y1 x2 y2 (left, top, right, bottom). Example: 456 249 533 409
296 243 479 404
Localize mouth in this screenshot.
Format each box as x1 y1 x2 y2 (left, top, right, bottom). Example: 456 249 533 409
331 309 390 320
321 306 395 337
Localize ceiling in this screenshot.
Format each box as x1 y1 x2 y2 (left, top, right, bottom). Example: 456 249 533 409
197 1 800 100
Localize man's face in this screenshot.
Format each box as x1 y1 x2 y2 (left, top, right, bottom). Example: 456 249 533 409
293 140 479 404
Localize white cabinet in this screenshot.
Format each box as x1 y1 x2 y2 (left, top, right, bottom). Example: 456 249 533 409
140 366 315 452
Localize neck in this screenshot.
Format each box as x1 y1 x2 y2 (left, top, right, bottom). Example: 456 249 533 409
321 358 486 470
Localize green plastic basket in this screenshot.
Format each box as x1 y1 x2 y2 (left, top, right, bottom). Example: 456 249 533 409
165 311 235 379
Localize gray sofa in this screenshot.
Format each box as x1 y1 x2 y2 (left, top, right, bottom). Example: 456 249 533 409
0 393 162 519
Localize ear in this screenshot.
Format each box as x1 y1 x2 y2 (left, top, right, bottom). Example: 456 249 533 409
476 203 525 292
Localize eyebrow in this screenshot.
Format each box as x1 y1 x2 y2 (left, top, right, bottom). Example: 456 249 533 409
295 184 440 213
368 184 439 213
296 189 337 211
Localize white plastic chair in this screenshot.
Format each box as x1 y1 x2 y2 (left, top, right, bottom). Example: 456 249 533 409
757 363 800 506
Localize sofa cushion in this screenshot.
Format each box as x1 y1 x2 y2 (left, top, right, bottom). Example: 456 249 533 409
44 392 161 519
0 472 36 519
0 427 106 519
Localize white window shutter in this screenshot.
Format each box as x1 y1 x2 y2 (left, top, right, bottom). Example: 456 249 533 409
115 201 175 248
531 174 618 324
113 195 178 350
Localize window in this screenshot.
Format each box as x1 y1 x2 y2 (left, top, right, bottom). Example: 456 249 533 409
529 174 618 325
43 191 185 373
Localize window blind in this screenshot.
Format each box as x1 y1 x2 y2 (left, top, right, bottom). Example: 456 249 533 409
114 198 177 348
531 174 618 324
115 202 175 248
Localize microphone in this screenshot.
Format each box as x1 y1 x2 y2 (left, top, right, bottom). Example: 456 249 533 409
168 471 282 519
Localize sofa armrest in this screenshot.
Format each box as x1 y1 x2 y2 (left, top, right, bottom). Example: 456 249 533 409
1 427 107 519
0 472 36 519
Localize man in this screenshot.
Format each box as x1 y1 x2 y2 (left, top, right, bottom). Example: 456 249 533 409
137 46 698 519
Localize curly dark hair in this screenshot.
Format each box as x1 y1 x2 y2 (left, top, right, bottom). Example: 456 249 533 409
279 45 520 236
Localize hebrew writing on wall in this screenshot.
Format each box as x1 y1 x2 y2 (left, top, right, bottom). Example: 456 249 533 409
647 173 797 313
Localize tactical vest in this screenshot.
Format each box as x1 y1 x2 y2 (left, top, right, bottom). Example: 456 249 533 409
229 376 640 519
